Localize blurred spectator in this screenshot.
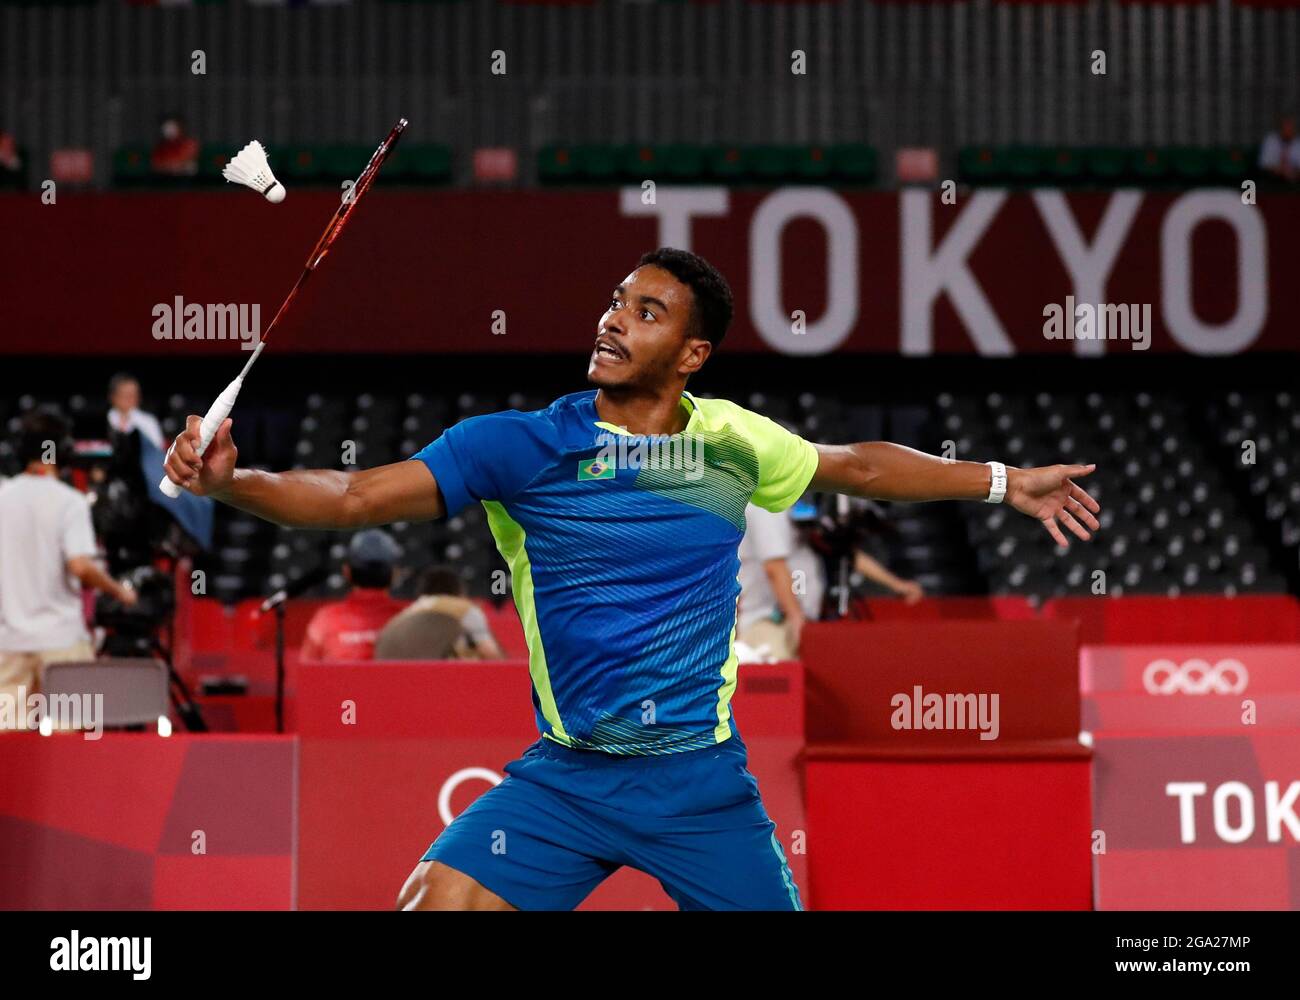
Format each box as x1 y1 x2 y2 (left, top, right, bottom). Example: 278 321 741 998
0 409 137 726
107 372 165 450
853 548 924 605
150 113 199 177
1259 114 1300 182
737 503 825 660
0 129 22 187
375 565 504 661
300 529 407 662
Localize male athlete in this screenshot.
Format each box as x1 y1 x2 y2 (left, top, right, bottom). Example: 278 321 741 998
163 247 1100 910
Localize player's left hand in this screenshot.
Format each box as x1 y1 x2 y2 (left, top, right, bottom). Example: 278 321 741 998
1006 464 1100 548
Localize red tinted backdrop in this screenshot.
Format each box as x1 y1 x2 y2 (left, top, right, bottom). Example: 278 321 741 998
3 189 1296 356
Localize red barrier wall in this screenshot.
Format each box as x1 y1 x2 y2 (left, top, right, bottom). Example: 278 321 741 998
801 620 1082 750
0 734 295 910
295 659 807 910
805 758 1092 909
799 620 1092 909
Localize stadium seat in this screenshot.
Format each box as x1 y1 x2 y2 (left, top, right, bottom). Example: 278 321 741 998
829 144 877 184
1169 146 1212 183
374 144 453 185
374 146 413 183
538 144 577 183
1004 145 1048 184
321 144 372 180
1213 145 1254 184
662 143 707 181
1129 147 1171 184
957 145 1005 185
748 145 795 181
404 144 453 183
281 145 325 183
793 145 833 181
621 144 663 180
1045 147 1085 185
707 145 747 182
111 145 152 187
197 144 240 185
573 144 621 183
1083 147 1128 185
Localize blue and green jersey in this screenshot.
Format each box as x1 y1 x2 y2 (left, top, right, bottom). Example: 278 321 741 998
412 390 818 756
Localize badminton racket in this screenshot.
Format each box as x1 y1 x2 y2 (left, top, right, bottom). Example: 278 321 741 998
160 117 408 498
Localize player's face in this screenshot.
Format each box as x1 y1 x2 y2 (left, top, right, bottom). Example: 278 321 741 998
588 265 711 390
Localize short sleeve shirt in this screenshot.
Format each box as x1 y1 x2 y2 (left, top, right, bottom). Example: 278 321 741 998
412 390 819 754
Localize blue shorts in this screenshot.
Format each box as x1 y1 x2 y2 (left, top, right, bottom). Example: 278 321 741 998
421 735 802 911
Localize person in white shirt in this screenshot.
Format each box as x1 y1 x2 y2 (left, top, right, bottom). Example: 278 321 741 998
737 503 825 659
106 372 165 450
1259 115 1300 182
738 499 925 659
0 410 137 726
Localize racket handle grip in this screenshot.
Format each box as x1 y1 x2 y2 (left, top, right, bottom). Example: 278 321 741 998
158 377 245 499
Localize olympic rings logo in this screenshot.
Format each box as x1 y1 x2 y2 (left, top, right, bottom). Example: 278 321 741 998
1142 659 1249 696
437 767 503 826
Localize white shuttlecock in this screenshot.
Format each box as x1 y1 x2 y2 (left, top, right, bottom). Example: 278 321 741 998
223 140 285 203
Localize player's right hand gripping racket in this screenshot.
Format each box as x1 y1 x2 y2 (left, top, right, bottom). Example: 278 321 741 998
159 117 409 498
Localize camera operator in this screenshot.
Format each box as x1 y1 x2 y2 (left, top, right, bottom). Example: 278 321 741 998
0 409 137 721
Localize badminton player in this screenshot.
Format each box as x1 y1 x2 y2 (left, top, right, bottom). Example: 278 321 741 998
163 247 1100 910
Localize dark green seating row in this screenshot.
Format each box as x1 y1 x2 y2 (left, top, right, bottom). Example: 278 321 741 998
92 142 1275 191
957 145 1258 187
539 143 877 185
112 143 452 187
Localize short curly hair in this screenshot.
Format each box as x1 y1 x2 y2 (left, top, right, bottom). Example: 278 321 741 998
636 247 734 349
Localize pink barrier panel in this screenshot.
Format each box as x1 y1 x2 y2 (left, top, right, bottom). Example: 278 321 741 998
296 660 806 910
1085 693 1300 733
0 734 295 910
1091 731 1300 910
1082 644 1300 696
1082 643 1300 732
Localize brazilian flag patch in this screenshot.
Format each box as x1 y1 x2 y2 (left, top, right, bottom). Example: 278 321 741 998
577 458 616 481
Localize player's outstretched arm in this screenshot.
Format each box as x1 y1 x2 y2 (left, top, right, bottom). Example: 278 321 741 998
811 442 1100 548
163 415 445 528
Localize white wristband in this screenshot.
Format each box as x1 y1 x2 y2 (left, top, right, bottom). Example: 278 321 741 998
985 461 1007 504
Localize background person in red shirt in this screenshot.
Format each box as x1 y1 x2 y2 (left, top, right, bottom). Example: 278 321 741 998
300 529 408 662
150 113 199 177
